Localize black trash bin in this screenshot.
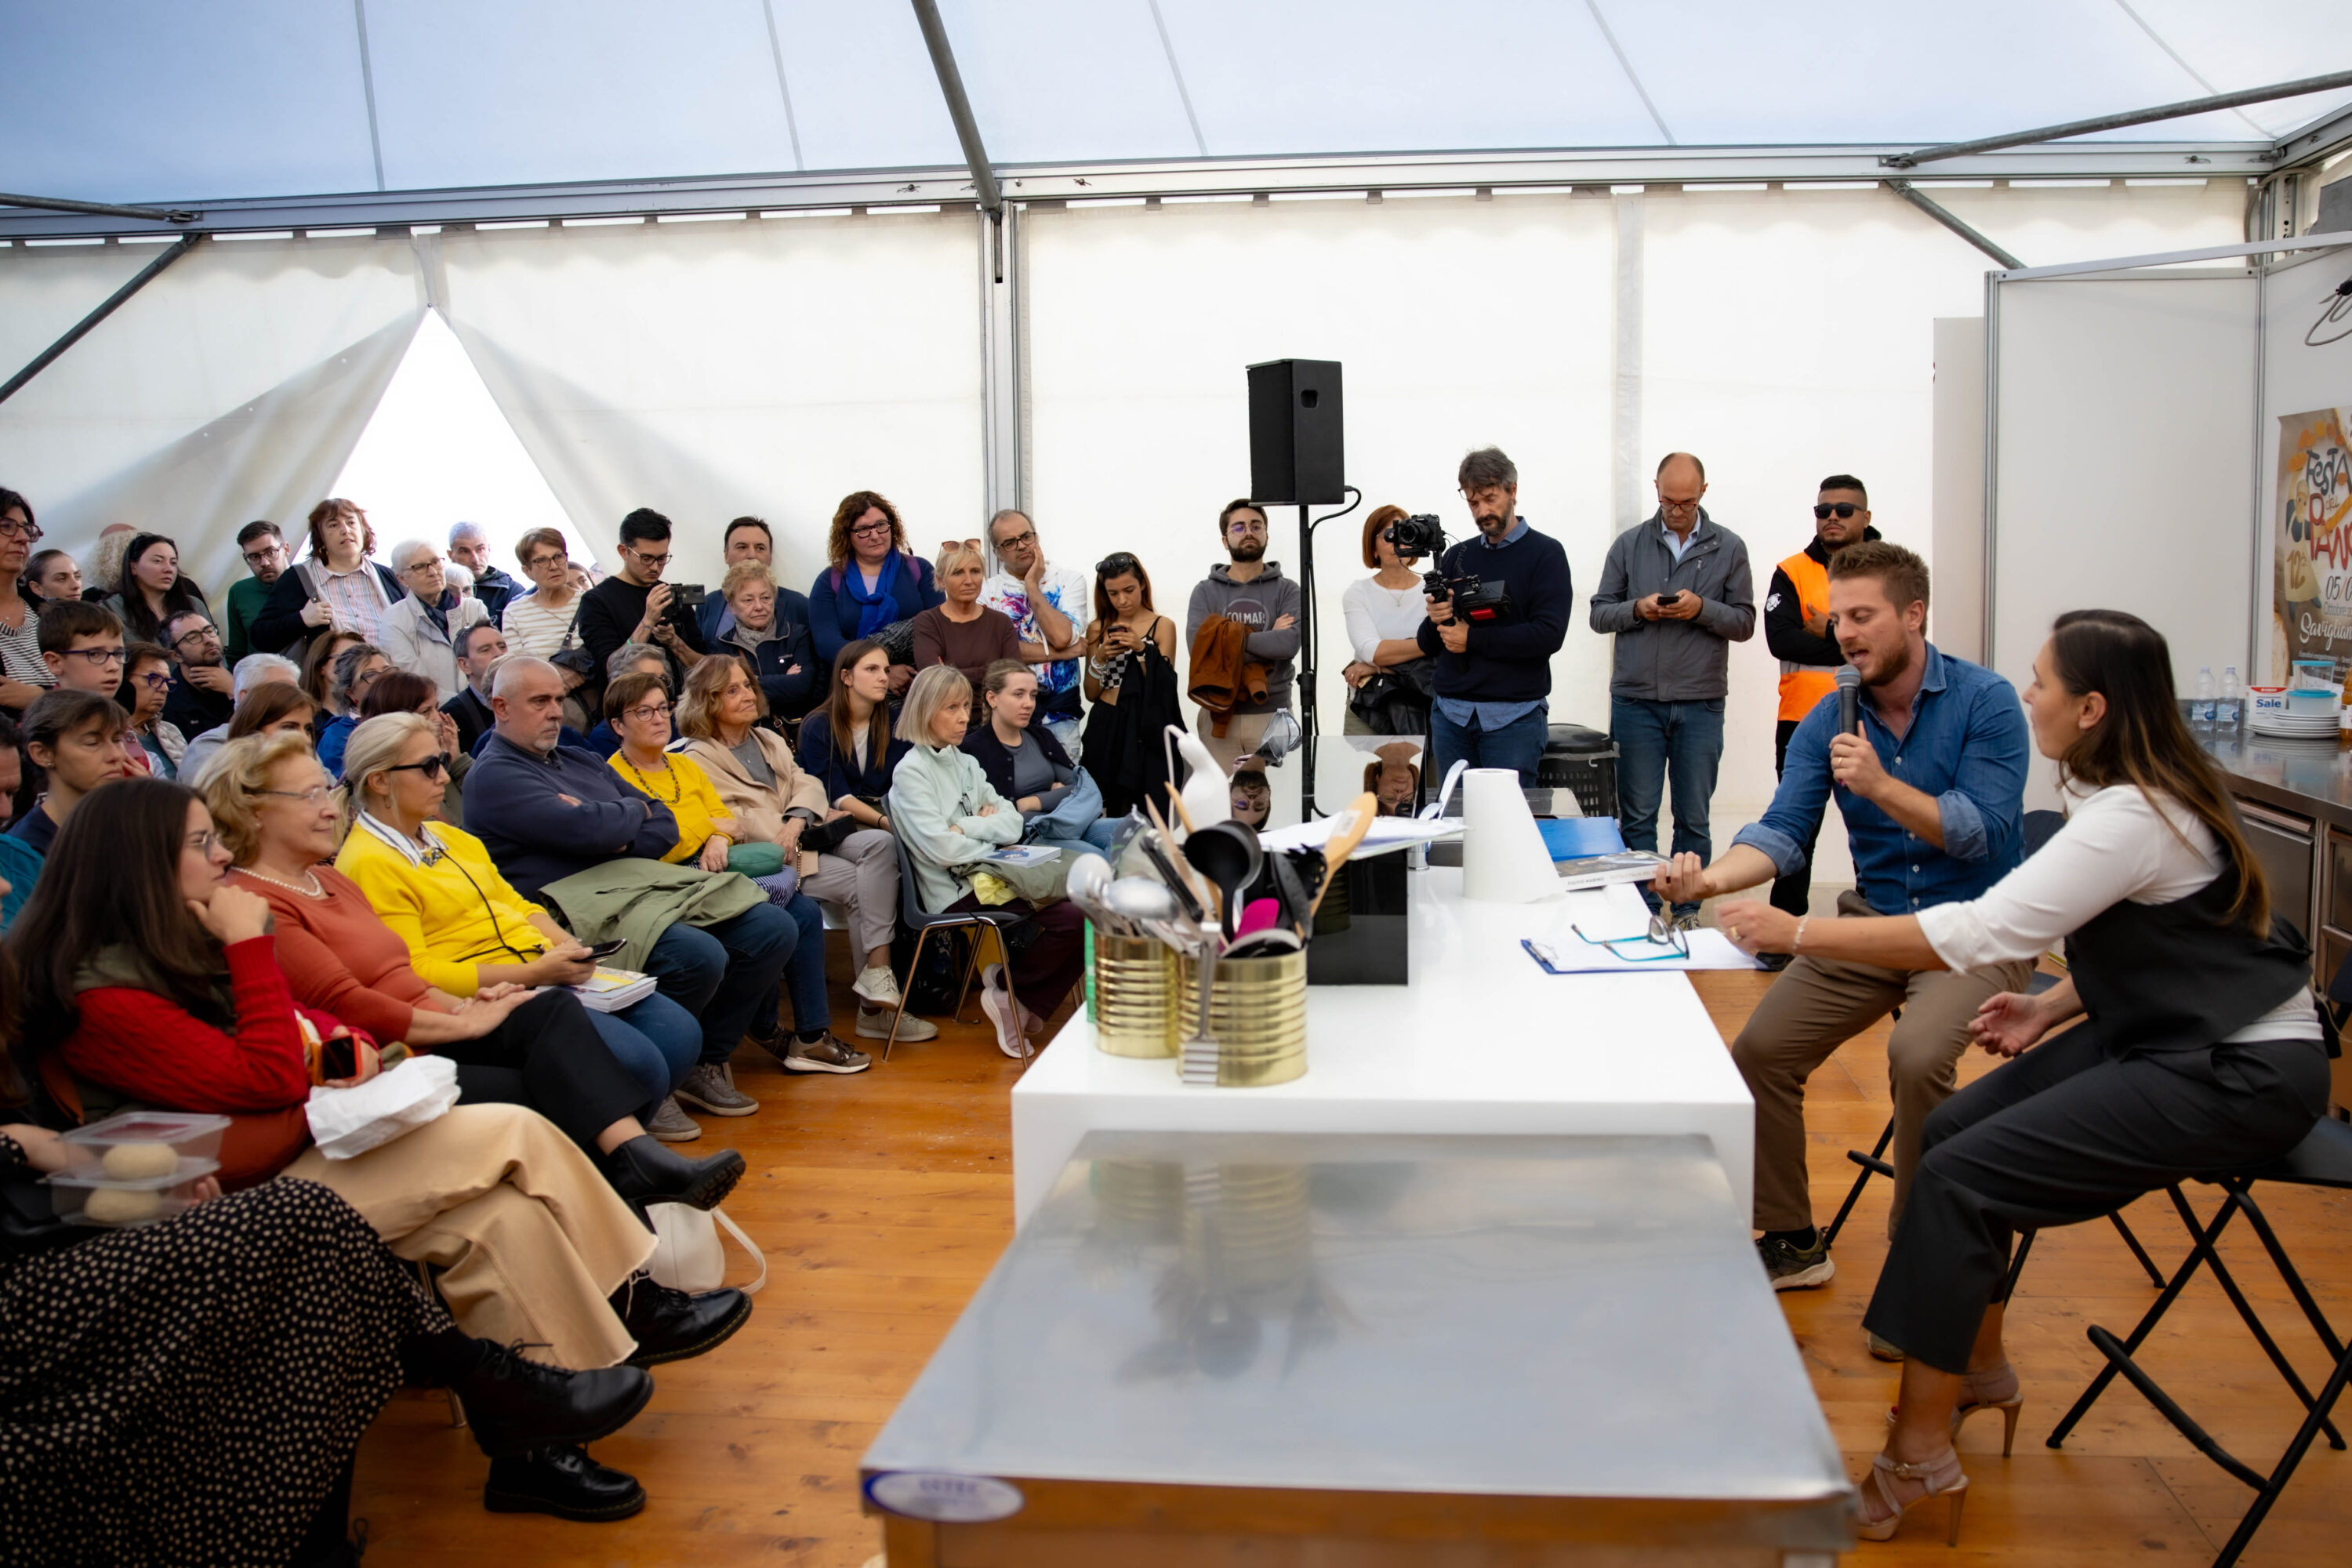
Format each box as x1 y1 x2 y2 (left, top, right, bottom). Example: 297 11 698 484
1537 723 1617 820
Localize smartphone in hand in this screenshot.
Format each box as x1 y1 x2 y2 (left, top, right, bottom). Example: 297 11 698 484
583 938 628 961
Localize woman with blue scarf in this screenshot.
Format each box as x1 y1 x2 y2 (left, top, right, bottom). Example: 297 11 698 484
808 490 942 699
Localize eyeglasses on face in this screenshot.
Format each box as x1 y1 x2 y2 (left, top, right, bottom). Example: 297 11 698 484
1813 503 1862 520
386 756 448 782
527 551 568 570
64 647 127 666
1659 498 1703 517
1226 517 1268 535
0 518 43 543
129 672 170 690
260 784 336 805
172 624 220 647
995 528 1036 550
849 521 893 539
623 545 670 567
183 829 222 855
402 556 445 573
242 543 285 565
624 702 672 724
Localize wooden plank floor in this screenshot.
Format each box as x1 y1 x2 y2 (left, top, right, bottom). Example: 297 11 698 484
353 954 2352 1566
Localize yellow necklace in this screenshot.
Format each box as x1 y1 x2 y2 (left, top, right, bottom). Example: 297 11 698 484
620 753 681 803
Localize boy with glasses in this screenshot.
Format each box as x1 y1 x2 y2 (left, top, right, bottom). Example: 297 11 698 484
159 609 235 734
579 507 708 688
222 521 288 665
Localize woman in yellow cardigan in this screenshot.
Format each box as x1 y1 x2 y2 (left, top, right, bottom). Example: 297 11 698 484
603 670 866 1075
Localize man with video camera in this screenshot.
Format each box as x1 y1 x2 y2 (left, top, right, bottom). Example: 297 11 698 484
1413 447 1573 786
579 506 709 692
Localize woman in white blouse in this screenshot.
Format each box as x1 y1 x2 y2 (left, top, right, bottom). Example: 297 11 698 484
1673 610 2331 1548
1339 505 1432 735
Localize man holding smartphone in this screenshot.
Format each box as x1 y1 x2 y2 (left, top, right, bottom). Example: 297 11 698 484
1589 452 1755 921
578 507 708 690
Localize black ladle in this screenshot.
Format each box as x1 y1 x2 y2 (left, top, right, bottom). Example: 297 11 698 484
1185 822 1264 942
1269 849 1318 939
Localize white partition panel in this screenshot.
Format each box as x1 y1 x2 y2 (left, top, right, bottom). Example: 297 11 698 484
432 211 983 590
2256 247 2352 684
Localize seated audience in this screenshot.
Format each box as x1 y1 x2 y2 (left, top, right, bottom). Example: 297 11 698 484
707 560 817 725
179 652 303 784
299 626 364 723
222 519 289 664
205 731 744 1209
962 660 1116 857
158 608 235 735
23 546 83 608
38 600 128 696
105 532 210 649
380 539 492 704
118 642 184 779
332 713 707 1139
460 658 796 1127
584 642 668 758
9 689 134 854
577 508 705 691
249 497 407 656
444 621 507 753
911 539 1020 695
0 489 50 714
798 639 910 831
889 666 1084 1057
674 655 927 1047
80 524 135 606
6 778 741 1525
696 517 774 630
604 670 863 1074
0 716 35 926
1694 610 2332 1546
444 561 475 602
1080 552 1182 818
358 669 470 824
448 521 519 623
809 490 939 694
500 527 586 659
316 641 391 778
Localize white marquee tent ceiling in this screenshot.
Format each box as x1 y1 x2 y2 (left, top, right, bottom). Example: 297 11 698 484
7 0 2350 205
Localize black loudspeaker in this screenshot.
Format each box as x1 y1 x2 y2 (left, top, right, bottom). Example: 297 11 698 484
1247 358 1345 505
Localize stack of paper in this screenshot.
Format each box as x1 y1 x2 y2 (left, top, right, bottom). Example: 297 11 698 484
573 967 658 1013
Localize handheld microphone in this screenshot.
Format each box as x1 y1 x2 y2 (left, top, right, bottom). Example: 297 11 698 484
1836 663 1860 736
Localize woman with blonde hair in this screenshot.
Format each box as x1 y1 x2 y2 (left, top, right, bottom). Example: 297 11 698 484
910 539 1019 695
674 655 925 1048
807 489 940 689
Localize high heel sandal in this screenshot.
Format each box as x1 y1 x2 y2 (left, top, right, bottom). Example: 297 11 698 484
1854 1446 1969 1544
1887 1363 2025 1457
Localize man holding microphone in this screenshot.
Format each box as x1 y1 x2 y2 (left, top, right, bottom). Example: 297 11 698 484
1649 541 2030 1328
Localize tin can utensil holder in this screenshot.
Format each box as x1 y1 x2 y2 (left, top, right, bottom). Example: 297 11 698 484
1178 948 1308 1086
1093 933 1180 1058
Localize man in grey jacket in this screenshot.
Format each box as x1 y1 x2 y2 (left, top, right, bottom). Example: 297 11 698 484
1589 452 1756 919
1185 499 1303 775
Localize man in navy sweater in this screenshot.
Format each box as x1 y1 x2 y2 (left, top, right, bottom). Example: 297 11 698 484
1414 447 1574 786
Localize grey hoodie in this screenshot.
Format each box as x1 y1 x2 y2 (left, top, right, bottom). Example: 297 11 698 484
1185 561 1303 713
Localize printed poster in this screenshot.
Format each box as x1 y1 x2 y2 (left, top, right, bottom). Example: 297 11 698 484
2274 407 2352 682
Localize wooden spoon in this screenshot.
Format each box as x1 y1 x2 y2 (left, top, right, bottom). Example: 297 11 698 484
1305 792 1379 922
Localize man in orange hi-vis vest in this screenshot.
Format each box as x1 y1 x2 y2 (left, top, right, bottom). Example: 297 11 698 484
1757 475 1877 954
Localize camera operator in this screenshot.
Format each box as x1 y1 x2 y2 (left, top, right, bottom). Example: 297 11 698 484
1413 447 1573 786
579 507 708 692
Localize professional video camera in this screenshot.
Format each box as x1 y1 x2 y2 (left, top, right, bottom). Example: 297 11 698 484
1384 513 1514 624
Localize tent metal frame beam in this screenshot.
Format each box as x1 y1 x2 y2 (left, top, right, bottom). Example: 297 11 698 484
0 234 200 406
0 142 2271 241
0 191 198 226
909 0 1000 218
1888 180 2025 269
1886 68 2352 169
2272 96 2352 171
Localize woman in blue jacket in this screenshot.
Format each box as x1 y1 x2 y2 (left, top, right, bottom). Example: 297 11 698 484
797 641 912 833
807 490 940 695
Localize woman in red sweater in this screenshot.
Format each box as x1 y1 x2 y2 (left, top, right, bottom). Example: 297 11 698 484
8 776 752 1522
198 729 741 1211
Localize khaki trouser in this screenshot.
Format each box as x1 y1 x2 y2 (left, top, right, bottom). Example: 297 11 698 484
282 1102 655 1370
1193 709 1275 776
1730 891 2033 1236
800 826 898 960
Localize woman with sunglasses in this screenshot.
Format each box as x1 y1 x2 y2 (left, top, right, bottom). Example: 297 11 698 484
1078 552 1181 818
116 642 186 779
330 715 706 1133
808 490 941 696
359 668 470 825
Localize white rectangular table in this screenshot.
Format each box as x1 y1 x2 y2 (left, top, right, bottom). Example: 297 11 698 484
1011 867 1756 1228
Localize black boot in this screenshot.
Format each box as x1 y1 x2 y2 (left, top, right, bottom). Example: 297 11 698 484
611 1274 755 1367
601 1136 746 1212
450 1340 653 1458
482 1445 646 1523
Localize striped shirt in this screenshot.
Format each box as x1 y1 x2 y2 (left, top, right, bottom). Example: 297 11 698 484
499 590 583 660
0 601 53 695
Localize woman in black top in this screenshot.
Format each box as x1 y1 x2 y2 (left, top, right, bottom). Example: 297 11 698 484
960 659 1116 857
797 639 911 830
1079 553 1182 818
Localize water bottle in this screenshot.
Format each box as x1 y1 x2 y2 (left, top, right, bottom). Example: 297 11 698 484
2219 666 2244 738
2193 666 2216 734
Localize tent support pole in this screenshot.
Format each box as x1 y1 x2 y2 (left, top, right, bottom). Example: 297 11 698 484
1885 68 2352 169
1888 180 2025 270
0 191 198 224
909 0 1000 218
0 234 200 408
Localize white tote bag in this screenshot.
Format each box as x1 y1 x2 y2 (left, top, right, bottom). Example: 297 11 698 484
646 1203 767 1295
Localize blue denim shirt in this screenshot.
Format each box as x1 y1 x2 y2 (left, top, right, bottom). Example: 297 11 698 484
1730 643 2026 916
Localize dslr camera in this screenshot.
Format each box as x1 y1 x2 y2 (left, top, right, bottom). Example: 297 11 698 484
1384 513 1514 624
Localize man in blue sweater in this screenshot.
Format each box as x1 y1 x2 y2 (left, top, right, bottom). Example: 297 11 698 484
1414 447 1574 786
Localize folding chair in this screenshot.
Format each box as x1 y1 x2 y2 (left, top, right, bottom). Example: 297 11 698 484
886 837 1032 1062
2045 1115 2352 1568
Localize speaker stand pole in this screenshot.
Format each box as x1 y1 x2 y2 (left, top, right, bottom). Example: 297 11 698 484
1297 502 1319 822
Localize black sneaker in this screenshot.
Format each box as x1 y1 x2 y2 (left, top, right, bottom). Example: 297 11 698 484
613 1276 755 1367
482 1444 646 1523
1757 1232 1835 1290
452 1341 652 1458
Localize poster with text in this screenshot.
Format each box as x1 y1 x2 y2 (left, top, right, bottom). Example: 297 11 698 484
2274 407 2352 683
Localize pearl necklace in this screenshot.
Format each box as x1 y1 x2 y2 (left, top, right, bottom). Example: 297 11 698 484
619 753 681 803
236 865 326 899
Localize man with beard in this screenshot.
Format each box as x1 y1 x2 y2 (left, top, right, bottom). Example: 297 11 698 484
222 521 288 665
1414 446 1573 786
1185 499 1303 775
1647 542 2029 1335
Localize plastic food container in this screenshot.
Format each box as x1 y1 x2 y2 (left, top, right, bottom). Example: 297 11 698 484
43 1158 220 1227
58 1110 230 1176
2287 689 2340 717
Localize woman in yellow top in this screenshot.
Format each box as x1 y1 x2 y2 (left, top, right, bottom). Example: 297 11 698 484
332 712 706 1120
603 669 865 1075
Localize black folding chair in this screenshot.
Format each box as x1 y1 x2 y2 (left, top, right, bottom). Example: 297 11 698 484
884 835 1032 1062
2045 1116 2352 1568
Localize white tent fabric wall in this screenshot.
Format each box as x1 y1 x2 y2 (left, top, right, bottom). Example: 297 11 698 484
0 236 425 593
429 212 984 597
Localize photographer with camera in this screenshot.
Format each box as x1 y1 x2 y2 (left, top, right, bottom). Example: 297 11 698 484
578 507 708 692
1589 452 1755 920
1411 448 1573 786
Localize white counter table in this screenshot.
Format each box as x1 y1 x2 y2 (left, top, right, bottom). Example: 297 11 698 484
1011 867 1755 1228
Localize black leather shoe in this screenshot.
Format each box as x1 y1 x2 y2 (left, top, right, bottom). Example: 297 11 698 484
614 1275 754 1367
482 1444 646 1523
601 1136 746 1212
452 1341 653 1458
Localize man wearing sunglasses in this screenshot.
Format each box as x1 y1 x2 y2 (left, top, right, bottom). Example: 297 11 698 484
1759 474 1879 945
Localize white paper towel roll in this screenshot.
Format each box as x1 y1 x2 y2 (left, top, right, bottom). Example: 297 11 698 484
1460 768 1561 903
